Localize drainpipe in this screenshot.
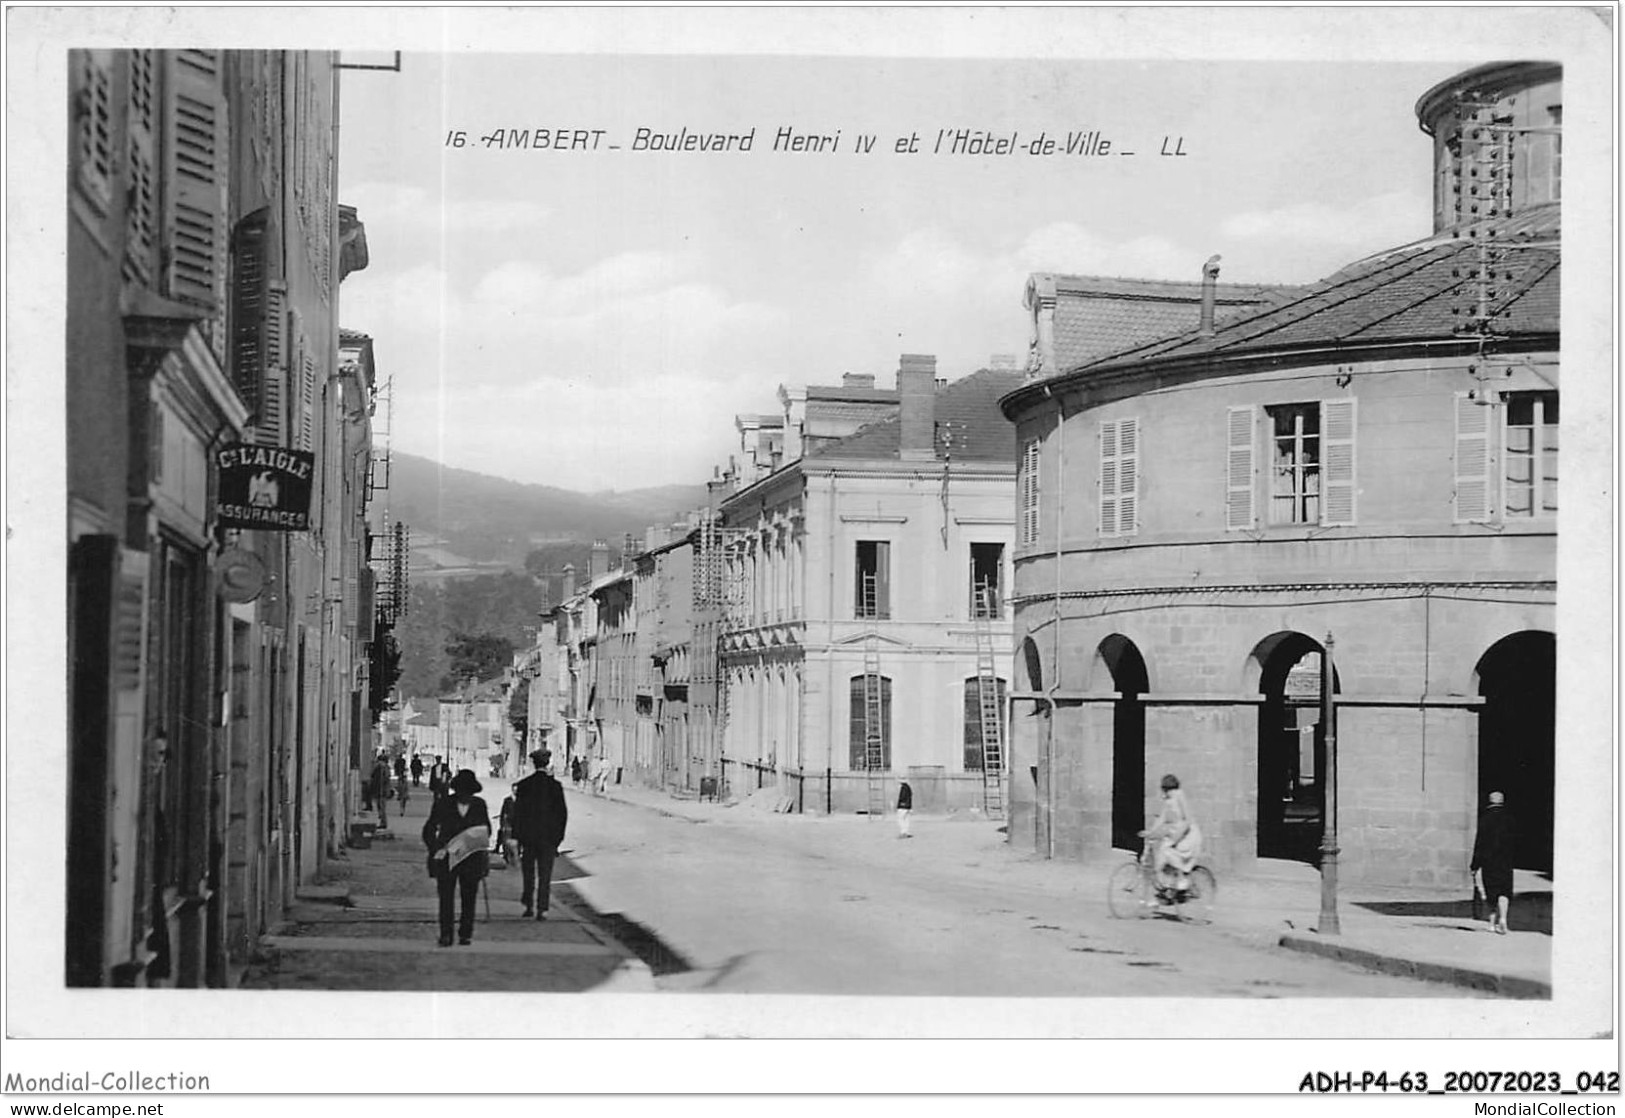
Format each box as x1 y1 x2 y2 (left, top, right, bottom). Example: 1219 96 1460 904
1043 382 1064 860
1198 255 1222 339
826 471 837 815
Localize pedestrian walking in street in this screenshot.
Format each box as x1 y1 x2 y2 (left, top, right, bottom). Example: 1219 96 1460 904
423 769 491 947
1471 790 1517 934
394 753 407 787
370 754 392 826
896 777 913 838
396 770 411 818
570 756 582 787
1146 773 1202 893
512 750 569 920
496 790 520 867
429 757 452 801
410 754 424 787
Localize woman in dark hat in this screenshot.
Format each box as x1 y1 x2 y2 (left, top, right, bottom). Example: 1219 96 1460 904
422 769 491 946
1471 791 1517 934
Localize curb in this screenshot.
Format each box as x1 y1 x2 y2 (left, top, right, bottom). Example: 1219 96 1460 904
294 885 353 906
1278 932 1552 999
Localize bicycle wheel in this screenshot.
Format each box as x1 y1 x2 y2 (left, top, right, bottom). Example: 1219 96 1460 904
1107 862 1149 919
1183 866 1217 923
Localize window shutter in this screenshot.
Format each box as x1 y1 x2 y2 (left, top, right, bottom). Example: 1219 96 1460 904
230 210 270 416
73 51 114 213
1118 418 1139 535
1454 392 1493 523
1225 406 1256 529
874 541 891 620
1099 421 1118 535
288 308 315 452
1320 399 1357 526
301 349 315 451
122 51 158 284
1020 439 1041 545
162 50 228 349
257 285 287 446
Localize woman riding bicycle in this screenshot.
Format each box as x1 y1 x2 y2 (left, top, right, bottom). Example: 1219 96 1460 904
1147 773 1202 893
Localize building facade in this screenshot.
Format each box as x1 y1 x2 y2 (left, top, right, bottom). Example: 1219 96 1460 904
998 62 1560 888
66 49 377 986
714 356 1023 814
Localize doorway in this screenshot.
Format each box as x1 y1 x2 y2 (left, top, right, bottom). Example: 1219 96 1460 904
1475 632 1555 872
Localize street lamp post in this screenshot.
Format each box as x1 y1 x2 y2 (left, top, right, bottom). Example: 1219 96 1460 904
1318 631 1341 935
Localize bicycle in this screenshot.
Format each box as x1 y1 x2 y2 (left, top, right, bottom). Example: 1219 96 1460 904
1106 835 1217 922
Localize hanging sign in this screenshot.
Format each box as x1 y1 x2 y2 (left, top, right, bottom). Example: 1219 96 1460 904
215 443 315 531
217 546 268 602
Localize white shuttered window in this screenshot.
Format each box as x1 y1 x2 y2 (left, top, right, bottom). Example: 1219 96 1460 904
1225 406 1256 530
1099 418 1140 537
1453 392 1493 523
1019 438 1041 546
1320 399 1357 526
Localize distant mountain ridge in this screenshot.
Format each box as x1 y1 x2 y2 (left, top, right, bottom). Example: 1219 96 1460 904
384 450 710 572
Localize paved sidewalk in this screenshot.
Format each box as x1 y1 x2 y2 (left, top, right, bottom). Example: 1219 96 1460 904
239 786 655 992
581 778 1552 999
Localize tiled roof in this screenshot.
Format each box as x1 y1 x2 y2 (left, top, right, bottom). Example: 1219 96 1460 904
811 368 1024 464
804 385 901 403
1076 205 1559 371
1047 274 1300 370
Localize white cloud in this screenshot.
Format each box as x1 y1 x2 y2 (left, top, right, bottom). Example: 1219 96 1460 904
1220 189 1430 257
343 181 551 235
392 371 764 492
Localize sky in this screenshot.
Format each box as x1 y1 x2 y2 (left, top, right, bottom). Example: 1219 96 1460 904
335 47 1473 492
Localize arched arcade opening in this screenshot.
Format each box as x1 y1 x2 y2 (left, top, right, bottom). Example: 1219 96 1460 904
1475 631 1555 873
1097 635 1149 851
1251 631 1340 863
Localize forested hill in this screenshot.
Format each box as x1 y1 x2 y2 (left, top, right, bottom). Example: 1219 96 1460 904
386 450 708 569
392 571 544 700
381 452 708 701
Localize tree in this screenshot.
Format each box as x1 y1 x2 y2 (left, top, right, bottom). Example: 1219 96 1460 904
508 676 531 743
444 631 514 685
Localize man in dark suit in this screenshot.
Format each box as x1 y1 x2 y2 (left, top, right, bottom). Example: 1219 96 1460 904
512 750 568 920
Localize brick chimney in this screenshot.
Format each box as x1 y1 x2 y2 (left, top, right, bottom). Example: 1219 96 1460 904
589 541 610 581
562 563 577 600
897 353 937 461
843 372 876 389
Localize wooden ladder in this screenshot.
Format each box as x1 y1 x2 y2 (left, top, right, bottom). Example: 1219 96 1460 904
974 583 1005 819
861 572 888 818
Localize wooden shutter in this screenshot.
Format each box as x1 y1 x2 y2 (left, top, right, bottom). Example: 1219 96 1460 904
1099 422 1119 535
288 308 315 451
1454 392 1493 522
257 283 288 446
300 345 316 514
122 50 158 284
1320 399 1356 526
874 541 891 620
73 50 114 213
1225 406 1256 530
1117 418 1139 535
230 210 271 415
163 51 228 343
1020 439 1040 545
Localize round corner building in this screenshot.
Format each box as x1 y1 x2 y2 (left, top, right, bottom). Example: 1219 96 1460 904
999 62 1560 888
